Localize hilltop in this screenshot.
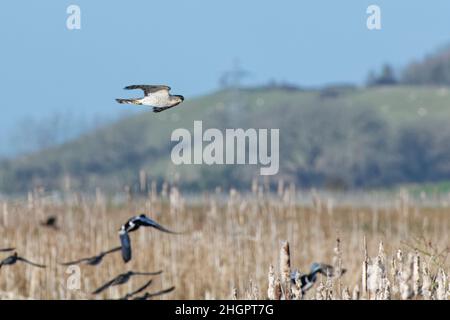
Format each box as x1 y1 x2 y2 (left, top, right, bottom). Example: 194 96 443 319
1 84 450 194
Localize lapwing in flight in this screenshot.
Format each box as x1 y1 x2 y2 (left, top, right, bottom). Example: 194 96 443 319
60 247 121 266
119 214 178 263
290 263 346 295
0 252 46 269
118 279 153 300
132 286 176 300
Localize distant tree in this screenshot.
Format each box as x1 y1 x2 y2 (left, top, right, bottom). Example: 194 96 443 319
367 64 397 86
402 45 450 85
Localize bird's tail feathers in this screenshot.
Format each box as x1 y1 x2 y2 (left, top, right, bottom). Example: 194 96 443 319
116 98 139 105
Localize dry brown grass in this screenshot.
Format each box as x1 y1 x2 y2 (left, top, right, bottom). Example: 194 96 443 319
0 185 449 300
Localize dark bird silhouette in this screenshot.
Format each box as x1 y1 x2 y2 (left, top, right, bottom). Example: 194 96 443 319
290 263 346 294
118 279 153 300
116 85 184 113
132 286 176 300
0 252 46 269
119 214 178 263
0 248 15 252
41 216 58 230
92 270 163 295
59 247 121 266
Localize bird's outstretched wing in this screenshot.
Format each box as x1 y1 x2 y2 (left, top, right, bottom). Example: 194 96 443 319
124 85 171 96
138 216 179 234
92 276 119 294
0 248 15 252
59 257 90 266
119 279 153 300
102 246 122 255
120 231 132 263
133 286 175 300
17 257 46 268
132 270 163 276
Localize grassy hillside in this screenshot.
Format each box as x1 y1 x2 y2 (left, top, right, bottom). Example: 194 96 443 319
2 85 450 194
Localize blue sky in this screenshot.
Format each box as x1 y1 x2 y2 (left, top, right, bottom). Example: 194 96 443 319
1 1 450 155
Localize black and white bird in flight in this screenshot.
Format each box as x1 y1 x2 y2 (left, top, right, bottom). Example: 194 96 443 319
119 214 178 263
0 252 46 269
59 247 121 266
0 248 15 252
290 263 346 295
116 85 184 113
92 270 162 295
132 286 176 300
118 279 153 300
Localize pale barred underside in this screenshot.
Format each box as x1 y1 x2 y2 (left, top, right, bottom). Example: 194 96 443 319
139 89 171 107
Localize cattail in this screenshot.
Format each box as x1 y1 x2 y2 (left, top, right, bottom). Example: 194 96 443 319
412 252 421 296
378 241 386 265
274 278 282 300
400 253 413 300
315 282 325 300
279 241 291 299
394 249 405 294
362 236 369 296
421 262 432 300
231 288 238 300
267 265 276 300
368 255 385 298
435 269 447 300
391 256 399 294
333 237 343 297
352 285 360 300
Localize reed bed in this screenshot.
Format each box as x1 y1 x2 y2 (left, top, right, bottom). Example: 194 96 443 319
0 184 449 300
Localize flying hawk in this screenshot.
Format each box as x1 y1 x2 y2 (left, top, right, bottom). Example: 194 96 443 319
116 85 184 113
